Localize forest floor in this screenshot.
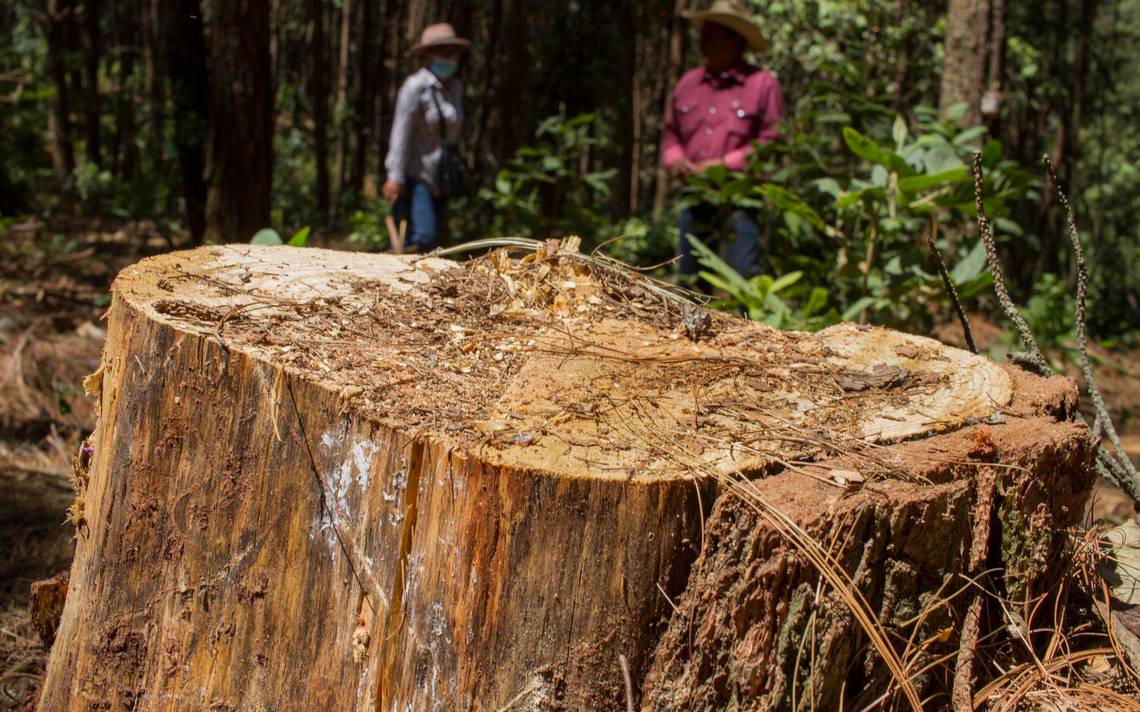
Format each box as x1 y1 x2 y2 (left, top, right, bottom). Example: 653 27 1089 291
0 223 1137 710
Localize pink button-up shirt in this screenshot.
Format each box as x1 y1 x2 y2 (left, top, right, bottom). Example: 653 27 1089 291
661 63 785 171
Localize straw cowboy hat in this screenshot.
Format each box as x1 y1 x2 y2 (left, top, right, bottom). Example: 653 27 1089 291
409 23 470 56
683 0 767 53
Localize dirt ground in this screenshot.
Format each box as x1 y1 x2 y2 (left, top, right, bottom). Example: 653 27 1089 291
0 224 1137 709
0 220 166 709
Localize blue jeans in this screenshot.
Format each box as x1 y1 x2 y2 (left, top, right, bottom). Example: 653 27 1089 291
677 204 761 281
392 178 445 253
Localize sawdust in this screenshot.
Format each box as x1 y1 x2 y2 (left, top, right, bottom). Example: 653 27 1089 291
112 243 1013 483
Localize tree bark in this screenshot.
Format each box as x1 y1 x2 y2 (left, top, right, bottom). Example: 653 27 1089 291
309 0 331 225
167 0 209 245
200 0 273 243
35 243 1081 711
81 0 102 167
141 0 165 198
653 0 685 218
333 0 353 202
643 378 1094 710
350 0 376 195
939 0 991 127
45 0 76 186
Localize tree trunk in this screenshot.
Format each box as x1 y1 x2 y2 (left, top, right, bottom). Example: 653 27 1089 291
653 0 685 218
167 0 209 245
37 243 1093 711
45 0 76 186
333 0 353 202
350 0 376 196
110 0 139 183
200 0 273 243
81 0 102 167
643 378 1094 709
309 0 330 225
141 0 165 198
939 0 991 127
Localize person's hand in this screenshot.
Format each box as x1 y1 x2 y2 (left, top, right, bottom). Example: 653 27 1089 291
382 180 405 205
694 158 723 172
670 158 697 177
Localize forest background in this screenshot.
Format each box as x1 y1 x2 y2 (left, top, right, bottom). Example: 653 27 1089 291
1 0 1138 348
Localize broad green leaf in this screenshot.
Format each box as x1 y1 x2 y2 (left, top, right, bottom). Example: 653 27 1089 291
759 184 825 230
944 101 968 123
981 139 1003 166
841 296 878 321
993 216 1024 236
843 126 885 163
287 226 311 247
812 178 841 198
898 166 969 193
250 228 283 245
769 271 803 294
803 287 829 318
950 239 988 284
953 126 988 145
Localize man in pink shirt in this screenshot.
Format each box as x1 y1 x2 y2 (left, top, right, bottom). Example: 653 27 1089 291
661 0 786 282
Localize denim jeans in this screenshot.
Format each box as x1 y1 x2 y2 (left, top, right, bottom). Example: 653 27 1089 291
677 204 762 281
392 178 445 253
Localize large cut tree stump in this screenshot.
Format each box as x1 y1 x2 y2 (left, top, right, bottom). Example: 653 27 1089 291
39 244 1094 711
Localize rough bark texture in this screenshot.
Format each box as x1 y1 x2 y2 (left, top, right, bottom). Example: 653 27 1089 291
641 371 1095 711
200 0 273 243
940 0 991 127
37 245 1089 711
167 0 209 245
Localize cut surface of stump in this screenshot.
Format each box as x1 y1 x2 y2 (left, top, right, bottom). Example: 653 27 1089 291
39 244 1047 711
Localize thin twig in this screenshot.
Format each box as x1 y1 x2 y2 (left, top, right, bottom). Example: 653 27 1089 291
971 153 1051 375
926 229 977 353
618 653 635 712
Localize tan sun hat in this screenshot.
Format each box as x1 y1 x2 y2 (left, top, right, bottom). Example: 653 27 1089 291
683 0 767 53
409 23 470 56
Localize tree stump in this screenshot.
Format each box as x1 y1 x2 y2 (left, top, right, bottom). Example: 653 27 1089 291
38 244 1094 711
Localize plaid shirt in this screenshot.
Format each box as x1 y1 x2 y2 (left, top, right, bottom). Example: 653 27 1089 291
661 63 785 171
384 68 463 196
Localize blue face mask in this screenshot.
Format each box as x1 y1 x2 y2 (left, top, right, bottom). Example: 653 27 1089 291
430 57 458 79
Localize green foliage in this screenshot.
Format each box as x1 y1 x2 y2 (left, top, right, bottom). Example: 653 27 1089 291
677 78 1026 334
249 226 311 246
347 199 392 251
479 113 616 239
596 216 678 270
689 235 839 331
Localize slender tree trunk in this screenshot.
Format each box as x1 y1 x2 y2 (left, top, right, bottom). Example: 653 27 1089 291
310 0 330 225
939 0 991 127
45 0 76 186
350 0 376 195
653 0 685 218
983 0 1007 135
141 0 165 202
168 0 210 244
616 0 636 216
1067 0 1098 185
111 0 139 183
81 0 102 166
333 0 353 202
201 0 273 243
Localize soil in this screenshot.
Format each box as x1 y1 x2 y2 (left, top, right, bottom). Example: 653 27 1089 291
0 221 165 710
